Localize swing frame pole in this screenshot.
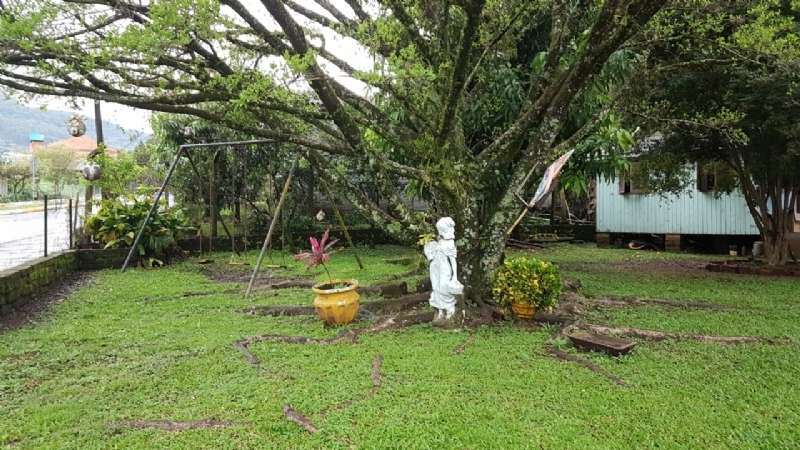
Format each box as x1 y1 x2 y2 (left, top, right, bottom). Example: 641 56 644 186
245 157 298 299
122 146 184 272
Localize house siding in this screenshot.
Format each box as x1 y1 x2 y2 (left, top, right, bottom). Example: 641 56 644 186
596 171 759 236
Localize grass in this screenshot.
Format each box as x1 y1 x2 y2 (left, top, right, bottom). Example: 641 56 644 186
1 244 799 449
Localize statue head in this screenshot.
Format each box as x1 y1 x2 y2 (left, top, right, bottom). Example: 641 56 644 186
435 217 456 240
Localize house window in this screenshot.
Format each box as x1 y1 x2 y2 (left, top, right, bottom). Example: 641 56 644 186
618 162 647 195
697 162 736 192
697 164 716 192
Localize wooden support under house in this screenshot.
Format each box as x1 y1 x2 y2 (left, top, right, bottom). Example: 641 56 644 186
664 234 683 252
596 233 611 248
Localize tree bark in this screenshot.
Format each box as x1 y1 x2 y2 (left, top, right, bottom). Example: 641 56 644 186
764 226 791 266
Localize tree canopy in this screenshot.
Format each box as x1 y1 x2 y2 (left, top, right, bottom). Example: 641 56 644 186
625 0 800 263
0 0 666 297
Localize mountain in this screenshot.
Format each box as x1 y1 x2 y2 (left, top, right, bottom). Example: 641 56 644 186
0 98 147 153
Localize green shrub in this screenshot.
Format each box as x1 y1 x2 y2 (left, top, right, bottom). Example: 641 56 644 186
492 257 561 310
85 198 192 266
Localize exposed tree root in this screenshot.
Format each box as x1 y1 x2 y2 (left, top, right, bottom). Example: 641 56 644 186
571 323 792 345
543 344 627 387
318 353 385 417
452 333 476 355
244 292 430 318
360 281 410 298
234 312 434 367
233 341 261 367
282 404 318 434
111 418 235 431
244 305 315 317
370 354 383 393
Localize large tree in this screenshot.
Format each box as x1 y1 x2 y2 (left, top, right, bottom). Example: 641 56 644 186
626 0 800 264
0 0 665 302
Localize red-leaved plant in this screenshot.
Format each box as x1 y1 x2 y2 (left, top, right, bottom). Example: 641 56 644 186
294 228 338 283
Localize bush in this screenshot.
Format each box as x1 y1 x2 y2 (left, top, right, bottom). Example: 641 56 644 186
85 198 192 266
492 257 561 310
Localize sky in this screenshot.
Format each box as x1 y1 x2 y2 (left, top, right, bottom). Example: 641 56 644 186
22 0 374 136
29 97 153 134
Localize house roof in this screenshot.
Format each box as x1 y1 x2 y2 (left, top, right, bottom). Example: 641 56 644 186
42 135 120 157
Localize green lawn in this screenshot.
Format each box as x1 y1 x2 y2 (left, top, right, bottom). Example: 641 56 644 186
1 245 799 449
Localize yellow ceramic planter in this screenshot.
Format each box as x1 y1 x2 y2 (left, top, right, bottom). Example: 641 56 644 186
312 279 360 325
511 302 536 320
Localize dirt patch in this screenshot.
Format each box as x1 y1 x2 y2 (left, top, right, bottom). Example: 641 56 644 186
707 261 800 277
562 291 741 312
0 272 94 333
111 418 235 431
564 258 709 274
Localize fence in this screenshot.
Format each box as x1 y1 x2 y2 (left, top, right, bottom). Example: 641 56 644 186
0 196 85 272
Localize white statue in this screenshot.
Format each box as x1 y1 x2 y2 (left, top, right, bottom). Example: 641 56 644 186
424 217 464 321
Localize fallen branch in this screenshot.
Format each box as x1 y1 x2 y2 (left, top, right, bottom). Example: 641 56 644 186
282 404 318 434
575 324 792 345
544 345 627 387
111 418 235 431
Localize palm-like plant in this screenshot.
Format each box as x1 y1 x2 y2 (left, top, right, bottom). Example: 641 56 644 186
294 228 338 283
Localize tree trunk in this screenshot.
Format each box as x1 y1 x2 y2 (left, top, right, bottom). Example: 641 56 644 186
456 212 507 308
763 226 790 266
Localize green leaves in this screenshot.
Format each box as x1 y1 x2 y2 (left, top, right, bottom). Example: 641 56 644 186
85 198 191 267
492 256 561 309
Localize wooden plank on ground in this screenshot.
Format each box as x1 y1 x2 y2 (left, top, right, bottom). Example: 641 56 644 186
567 331 636 356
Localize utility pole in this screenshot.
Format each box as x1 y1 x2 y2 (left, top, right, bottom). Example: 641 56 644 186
85 101 103 217
94 101 104 144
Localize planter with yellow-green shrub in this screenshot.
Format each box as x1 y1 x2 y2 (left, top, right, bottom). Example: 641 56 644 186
492 257 560 319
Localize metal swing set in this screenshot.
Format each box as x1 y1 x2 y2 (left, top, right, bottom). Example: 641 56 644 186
120 138 363 299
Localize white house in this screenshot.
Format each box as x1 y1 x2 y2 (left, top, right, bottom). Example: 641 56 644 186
595 163 800 253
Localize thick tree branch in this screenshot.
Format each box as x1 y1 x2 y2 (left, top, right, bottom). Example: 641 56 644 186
435 0 485 147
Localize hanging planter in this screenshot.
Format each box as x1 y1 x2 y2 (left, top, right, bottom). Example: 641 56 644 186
67 114 86 137
82 161 102 181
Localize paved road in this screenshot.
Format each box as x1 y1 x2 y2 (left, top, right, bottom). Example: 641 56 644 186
0 203 82 271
